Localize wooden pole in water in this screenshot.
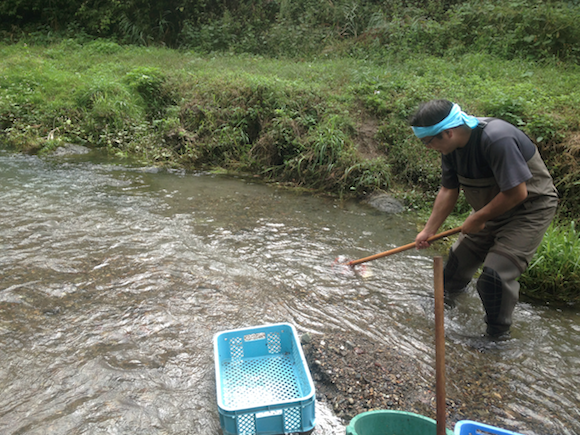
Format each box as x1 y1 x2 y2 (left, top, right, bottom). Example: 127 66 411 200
434 256 446 435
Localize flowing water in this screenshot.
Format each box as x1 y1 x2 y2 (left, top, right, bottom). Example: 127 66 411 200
0 149 578 435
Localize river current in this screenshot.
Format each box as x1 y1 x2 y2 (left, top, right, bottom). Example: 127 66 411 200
0 149 578 434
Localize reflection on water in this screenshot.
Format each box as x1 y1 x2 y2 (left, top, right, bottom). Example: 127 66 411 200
0 150 578 434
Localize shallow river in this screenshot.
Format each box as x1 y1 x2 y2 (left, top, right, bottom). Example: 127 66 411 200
0 149 578 435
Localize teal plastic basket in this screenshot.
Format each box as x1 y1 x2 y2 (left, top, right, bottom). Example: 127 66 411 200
214 323 316 435
455 420 523 435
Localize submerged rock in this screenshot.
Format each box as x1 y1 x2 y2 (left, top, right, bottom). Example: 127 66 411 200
50 144 90 156
365 193 405 214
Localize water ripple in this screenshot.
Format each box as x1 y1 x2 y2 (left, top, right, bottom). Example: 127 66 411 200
0 151 578 434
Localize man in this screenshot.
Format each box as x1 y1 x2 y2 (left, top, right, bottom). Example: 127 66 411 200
410 99 558 337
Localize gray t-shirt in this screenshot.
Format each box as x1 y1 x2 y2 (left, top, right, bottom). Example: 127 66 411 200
441 118 557 212
441 118 536 191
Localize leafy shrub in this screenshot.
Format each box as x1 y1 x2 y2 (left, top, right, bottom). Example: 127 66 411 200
524 113 567 145
282 115 352 187
249 115 304 168
443 0 580 61
74 77 142 134
179 17 237 53
263 22 330 58
376 118 441 191
343 156 391 195
124 67 172 118
481 95 527 127
4 0 580 63
520 221 580 305
84 39 124 55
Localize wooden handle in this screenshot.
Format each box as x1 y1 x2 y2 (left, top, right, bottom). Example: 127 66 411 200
434 256 446 435
346 226 461 266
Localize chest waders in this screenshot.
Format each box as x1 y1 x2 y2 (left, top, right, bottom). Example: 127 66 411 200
458 174 519 336
443 215 521 337
448 189 557 337
443 125 558 337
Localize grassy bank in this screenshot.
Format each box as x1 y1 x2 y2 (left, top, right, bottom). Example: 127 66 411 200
1 40 579 303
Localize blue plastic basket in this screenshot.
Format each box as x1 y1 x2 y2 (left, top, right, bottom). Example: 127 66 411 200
214 323 316 435
455 420 523 435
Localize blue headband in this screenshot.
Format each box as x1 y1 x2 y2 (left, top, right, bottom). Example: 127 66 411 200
411 103 479 139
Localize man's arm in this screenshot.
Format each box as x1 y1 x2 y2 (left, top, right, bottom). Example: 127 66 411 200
415 186 459 249
462 182 528 233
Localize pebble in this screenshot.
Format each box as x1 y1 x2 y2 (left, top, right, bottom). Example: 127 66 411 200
301 331 532 432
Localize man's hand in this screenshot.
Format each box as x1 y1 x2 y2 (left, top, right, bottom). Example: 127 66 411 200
415 186 460 250
415 229 436 249
462 183 528 234
461 214 486 234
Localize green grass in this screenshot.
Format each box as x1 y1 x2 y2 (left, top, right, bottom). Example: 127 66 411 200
520 221 580 305
2 41 580 197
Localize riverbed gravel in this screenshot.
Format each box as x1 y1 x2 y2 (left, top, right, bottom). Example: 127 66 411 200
301 331 526 433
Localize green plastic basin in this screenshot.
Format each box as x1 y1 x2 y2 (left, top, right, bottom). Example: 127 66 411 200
346 410 454 435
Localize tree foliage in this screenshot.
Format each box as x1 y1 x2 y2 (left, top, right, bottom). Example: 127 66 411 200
2 0 580 62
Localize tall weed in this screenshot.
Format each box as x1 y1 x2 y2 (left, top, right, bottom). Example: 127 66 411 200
75 77 142 126
444 0 580 61
124 66 172 118
520 221 580 304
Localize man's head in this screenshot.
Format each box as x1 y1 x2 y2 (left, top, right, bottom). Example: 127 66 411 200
409 100 478 154
409 99 454 127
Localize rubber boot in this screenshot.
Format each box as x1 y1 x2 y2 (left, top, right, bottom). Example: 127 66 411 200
444 245 482 305
477 252 521 338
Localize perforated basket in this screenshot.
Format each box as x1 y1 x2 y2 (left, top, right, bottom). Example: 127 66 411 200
454 420 523 435
214 323 316 435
